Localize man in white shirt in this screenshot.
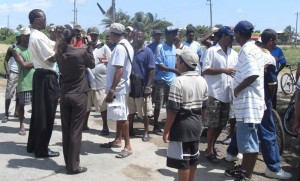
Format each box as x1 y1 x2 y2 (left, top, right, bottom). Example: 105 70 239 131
202 26 238 163
100 23 134 158
26 9 60 158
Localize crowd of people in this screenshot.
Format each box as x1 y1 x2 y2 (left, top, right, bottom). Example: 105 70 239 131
1 8 299 181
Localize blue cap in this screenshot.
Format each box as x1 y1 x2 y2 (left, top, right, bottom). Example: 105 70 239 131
234 20 254 33
165 26 179 34
217 26 234 37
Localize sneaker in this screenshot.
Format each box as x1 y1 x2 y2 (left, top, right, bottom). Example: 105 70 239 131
225 165 245 177
1 116 8 123
223 137 232 145
264 167 292 180
153 128 163 136
225 153 243 162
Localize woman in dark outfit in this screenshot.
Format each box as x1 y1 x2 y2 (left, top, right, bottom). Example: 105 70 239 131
55 28 95 174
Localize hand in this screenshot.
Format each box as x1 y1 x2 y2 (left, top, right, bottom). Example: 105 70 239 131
163 131 169 143
234 87 240 98
292 121 300 135
143 87 152 97
86 35 92 43
5 73 9 79
105 91 115 103
174 69 181 76
224 68 236 77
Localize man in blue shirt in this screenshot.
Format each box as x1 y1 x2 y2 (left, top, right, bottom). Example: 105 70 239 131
268 29 286 110
128 30 155 141
147 29 163 55
152 26 181 135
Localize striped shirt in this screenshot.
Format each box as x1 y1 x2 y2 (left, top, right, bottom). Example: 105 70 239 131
167 71 208 141
233 41 265 124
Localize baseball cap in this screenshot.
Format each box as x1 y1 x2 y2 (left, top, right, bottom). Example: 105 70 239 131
87 27 100 35
109 23 125 35
19 27 31 35
73 24 83 31
49 25 56 32
165 26 179 34
234 20 254 33
125 26 133 32
176 48 199 69
217 26 234 37
152 29 162 35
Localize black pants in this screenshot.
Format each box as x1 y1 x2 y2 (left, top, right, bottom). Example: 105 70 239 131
27 69 59 156
61 92 87 172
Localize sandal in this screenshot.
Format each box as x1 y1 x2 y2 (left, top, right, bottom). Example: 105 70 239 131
18 129 26 136
213 148 222 157
2 116 8 123
115 149 132 158
206 154 220 163
100 141 121 148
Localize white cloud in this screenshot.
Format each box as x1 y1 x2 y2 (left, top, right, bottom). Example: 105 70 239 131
0 0 52 14
236 8 244 14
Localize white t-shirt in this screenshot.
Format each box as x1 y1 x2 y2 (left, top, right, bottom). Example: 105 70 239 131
233 41 265 124
202 43 238 103
106 39 134 95
29 29 56 72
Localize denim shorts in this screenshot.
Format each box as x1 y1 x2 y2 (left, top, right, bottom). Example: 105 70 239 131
236 121 259 153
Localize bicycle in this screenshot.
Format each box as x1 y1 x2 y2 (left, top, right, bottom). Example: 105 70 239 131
272 109 285 155
283 99 298 138
280 64 296 95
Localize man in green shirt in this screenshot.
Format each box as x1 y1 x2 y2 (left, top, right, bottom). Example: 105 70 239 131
12 27 35 135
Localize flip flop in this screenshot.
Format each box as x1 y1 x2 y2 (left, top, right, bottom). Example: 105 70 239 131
100 141 122 148
213 148 222 157
18 129 26 136
115 149 132 158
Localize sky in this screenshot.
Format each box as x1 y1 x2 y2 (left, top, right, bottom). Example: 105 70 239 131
0 0 299 33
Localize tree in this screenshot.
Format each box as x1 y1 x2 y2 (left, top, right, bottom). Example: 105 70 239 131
282 25 294 44
101 7 131 28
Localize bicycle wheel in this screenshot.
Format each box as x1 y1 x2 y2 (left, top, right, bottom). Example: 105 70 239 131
280 73 295 95
272 109 285 155
283 104 298 137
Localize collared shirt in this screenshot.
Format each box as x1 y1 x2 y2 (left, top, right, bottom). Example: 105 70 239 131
132 46 155 86
106 39 134 95
167 71 208 142
29 29 56 72
154 42 176 86
183 41 203 57
202 43 238 103
233 41 265 124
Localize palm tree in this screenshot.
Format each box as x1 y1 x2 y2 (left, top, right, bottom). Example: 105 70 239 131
101 7 131 28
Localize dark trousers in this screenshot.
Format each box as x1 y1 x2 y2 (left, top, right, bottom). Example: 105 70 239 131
61 92 87 172
27 69 59 156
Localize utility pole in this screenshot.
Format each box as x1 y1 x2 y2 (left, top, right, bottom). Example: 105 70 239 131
73 0 78 26
295 11 298 46
7 15 9 29
112 0 116 23
207 0 212 28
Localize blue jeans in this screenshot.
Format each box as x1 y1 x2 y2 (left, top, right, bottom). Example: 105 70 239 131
227 100 281 172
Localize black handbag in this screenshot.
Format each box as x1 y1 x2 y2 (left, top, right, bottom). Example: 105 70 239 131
119 43 144 98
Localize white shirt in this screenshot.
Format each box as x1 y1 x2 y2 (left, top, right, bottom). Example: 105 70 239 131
202 43 238 103
106 39 134 95
29 29 56 72
233 41 265 124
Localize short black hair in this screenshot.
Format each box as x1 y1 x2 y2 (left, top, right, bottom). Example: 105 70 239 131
261 29 277 44
186 28 195 36
29 9 44 24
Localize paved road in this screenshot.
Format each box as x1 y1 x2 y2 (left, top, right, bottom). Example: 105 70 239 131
0 86 298 181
